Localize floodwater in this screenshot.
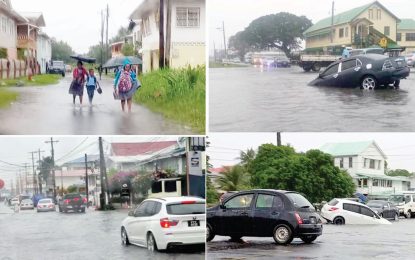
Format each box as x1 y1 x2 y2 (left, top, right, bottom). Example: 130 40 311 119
0 76 194 135
210 66 415 132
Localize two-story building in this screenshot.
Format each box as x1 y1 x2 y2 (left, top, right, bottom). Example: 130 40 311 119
0 0 25 60
36 31 51 74
304 1 401 54
129 0 205 72
320 141 411 197
397 18 415 54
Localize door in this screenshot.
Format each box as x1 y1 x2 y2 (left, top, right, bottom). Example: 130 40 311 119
220 193 254 236
128 201 154 245
337 59 362 87
319 63 340 86
359 205 379 224
251 193 284 236
342 203 361 224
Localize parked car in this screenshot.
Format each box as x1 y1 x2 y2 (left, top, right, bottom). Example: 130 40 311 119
388 192 415 218
308 54 410 89
37 198 56 212
10 197 19 207
321 199 390 225
207 189 323 245
58 193 87 213
20 199 34 210
276 58 291 68
366 200 399 220
48 60 65 77
121 196 205 251
349 47 385 57
405 53 415 67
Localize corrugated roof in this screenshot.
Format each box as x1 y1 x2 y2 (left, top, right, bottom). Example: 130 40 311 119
111 141 178 156
398 18 415 30
320 141 374 156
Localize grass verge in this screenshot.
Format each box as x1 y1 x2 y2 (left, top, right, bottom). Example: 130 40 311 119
209 61 249 68
134 66 205 133
0 89 18 108
0 74 61 87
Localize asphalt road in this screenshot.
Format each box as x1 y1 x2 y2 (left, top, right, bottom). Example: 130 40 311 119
0 203 204 260
210 66 415 132
207 217 415 260
0 76 194 135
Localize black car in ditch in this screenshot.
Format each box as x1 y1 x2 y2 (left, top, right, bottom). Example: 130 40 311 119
207 189 323 245
308 54 409 89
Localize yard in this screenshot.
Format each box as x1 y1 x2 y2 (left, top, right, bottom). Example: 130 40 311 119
0 89 18 108
0 74 61 87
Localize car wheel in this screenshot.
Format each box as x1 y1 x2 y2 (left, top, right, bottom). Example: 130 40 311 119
272 224 293 245
206 224 215 242
81 208 85 213
333 216 345 225
300 235 318 244
303 67 311 72
394 80 400 88
147 233 158 252
312 63 321 72
405 211 411 218
394 213 399 221
361 75 377 90
121 227 130 246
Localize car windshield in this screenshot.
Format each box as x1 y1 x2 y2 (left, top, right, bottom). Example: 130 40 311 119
39 199 52 204
166 202 206 215
367 201 384 207
22 199 32 203
285 193 314 209
389 195 404 204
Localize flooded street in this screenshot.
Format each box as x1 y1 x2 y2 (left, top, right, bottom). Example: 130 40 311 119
210 66 415 132
208 218 415 260
0 76 194 135
0 204 204 260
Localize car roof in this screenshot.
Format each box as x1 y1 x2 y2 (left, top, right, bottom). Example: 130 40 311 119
367 200 387 203
336 198 365 205
235 189 297 195
146 196 205 203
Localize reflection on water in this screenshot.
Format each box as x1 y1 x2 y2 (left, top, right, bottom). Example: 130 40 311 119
210 66 415 131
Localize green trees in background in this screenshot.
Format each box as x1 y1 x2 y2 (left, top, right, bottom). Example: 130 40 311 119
217 165 250 192
386 169 413 177
51 39 75 64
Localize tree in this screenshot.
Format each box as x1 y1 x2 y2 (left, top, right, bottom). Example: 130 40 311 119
38 156 53 194
110 26 129 43
51 38 75 63
217 165 250 191
386 169 413 177
121 42 135 56
249 144 355 203
87 44 111 65
228 31 251 61
206 175 219 204
238 148 256 169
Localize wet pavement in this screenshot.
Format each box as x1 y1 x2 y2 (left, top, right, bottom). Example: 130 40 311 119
0 76 194 135
0 203 204 260
207 218 415 260
210 66 415 132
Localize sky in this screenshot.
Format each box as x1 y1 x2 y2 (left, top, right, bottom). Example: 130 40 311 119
11 0 142 54
0 136 177 191
209 0 415 52
208 133 415 173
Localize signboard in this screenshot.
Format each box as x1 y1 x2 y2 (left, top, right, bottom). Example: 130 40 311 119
189 151 203 176
379 37 388 48
121 183 130 196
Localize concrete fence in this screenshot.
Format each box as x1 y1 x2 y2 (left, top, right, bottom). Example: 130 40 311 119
0 58 40 80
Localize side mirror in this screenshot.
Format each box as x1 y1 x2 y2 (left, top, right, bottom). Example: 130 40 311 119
219 204 226 209
128 210 134 217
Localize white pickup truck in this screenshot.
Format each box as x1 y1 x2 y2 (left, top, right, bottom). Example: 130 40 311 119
298 54 341 72
48 60 66 77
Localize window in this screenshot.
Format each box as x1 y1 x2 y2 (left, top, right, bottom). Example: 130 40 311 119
345 27 349 37
358 178 367 187
377 9 381 20
397 33 402 41
405 195 411 204
360 206 376 217
321 63 339 77
364 158 367 168
339 28 344 38
1 17 6 33
225 194 254 209
176 7 200 27
369 159 375 169
406 33 415 41
384 26 390 36
343 203 359 213
373 179 378 187
134 201 152 217
166 202 205 215
255 194 284 209
339 158 344 168
151 181 162 193
349 157 353 168
387 180 392 187
341 59 357 71
369 9 373 19
165 180 177 192
377 160 381 170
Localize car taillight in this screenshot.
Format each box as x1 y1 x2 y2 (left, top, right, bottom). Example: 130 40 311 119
82 198 87 203
64 199 70 204
329 207 339 211
160 218 179 228
49 204 53 208
74 197 79 202
181 200 196 204
294 212 303 224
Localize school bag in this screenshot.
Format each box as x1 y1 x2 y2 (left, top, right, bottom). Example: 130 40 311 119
118 71 133 92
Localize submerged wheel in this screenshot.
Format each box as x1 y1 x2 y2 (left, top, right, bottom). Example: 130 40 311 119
206 224 215 242
273 224 293 245
394 213 399 221
300 235 318 244
361 75 377 90
394 80 400 88
333 216 345 225
121 227 130 245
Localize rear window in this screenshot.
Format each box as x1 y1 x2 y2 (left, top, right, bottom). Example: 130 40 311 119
285 193 314 209
39 199 52 203
328 199 339 206
166 202 205 215
64 194 81 199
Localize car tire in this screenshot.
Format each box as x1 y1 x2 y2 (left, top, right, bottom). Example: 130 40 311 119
380 213 383 218
394 213 399 221
303 67 311 72
394 80 400 88
206 224 215 242
312 63 321 72
121 227 130 246
405 211 411 218
361 75 377 90
147 233 158 252
81 208 85 213
300 235 318 244
272 224 294 245
333 216 345 225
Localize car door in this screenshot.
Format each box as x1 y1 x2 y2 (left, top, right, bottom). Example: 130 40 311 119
359 205 379 224
128 201 152 245
220 193 254 236
319 63 340 86
337 59 362 87
251 193 284 236
342 203 361 224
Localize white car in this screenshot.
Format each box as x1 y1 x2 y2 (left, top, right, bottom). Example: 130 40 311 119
37 198 56 212
10 198 19 206
388 192 415 218
321 198 390 225
121 196 205 251
20 199 34 210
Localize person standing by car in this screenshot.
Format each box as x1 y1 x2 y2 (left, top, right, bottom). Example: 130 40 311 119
113 59 141 112
342 46 350 59
69 61 88 105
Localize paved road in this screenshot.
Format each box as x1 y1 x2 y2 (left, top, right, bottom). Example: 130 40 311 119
210 66 415 132
207 218 415 260
0 203 204 260
0 76 194 135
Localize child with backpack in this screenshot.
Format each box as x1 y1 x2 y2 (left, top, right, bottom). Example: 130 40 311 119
113 59 141 112
86 69 101 105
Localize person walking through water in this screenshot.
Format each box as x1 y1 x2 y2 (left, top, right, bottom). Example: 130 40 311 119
86 69 101 105
113 59 141 112
69 61 88 105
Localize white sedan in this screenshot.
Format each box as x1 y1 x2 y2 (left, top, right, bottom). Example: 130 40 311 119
121 196 205 251
321 198 390 225
37 198 56 212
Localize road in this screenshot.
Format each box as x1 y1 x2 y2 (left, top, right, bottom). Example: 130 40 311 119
207 218 415 260
0 76 194 135
210 66 415 132
0 203 204 260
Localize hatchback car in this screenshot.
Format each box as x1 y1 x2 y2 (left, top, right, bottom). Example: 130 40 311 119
207 189 323 245
309 54 410 89
366 200 399 220
37 198 56 212
19 199 34 210
321 199 390 225
121 196 205 251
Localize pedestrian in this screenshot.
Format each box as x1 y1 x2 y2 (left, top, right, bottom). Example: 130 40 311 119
113 59 141 112
342 46 350 59
69 61 88 105
86 69 101 105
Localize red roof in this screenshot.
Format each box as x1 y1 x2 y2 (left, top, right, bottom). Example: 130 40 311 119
111 141 177 156
209 167 230 174
55 169 98 177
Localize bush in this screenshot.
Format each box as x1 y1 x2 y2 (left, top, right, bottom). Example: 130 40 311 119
0 48 7 59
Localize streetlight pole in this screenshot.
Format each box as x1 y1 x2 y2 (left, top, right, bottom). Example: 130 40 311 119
85 154 89 208
45 137 59 201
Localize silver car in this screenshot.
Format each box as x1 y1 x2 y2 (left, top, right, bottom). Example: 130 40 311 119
20 199 34 210
405 53 415 67
37 198 56 212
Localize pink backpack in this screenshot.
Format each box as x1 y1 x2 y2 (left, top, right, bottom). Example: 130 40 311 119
118 71 132 92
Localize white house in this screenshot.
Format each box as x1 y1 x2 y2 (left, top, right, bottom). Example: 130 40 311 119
129 0 205 72
54 168 99 192
36 31 51 73
320 141 411 197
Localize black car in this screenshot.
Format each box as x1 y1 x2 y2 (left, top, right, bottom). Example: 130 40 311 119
58 193 87 213
276 59 291 68
309 54 410 89
207 189 323 245
366 200 399 220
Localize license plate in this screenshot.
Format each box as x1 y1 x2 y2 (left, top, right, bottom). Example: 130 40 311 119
310 217 317 224
188 220 200 227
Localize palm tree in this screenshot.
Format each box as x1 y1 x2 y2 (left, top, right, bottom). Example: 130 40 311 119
217 165 249 191
238 148 256 167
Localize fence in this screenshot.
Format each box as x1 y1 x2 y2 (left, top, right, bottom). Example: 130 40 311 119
0 58 40 80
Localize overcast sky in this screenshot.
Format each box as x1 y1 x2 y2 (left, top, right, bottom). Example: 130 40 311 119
208 133 415 173
0 136 177 190
11 0 141 54
209 0 415 52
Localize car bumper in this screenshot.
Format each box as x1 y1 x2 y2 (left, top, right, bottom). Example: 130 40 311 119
157 229 205 250
62 205 85 211
295 224 323 236
20 206 34 210
37 207 55 212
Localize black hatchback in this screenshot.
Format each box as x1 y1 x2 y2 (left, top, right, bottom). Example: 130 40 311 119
207 189 323 245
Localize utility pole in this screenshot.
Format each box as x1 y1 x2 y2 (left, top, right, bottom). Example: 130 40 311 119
277 132 282 146
106 4 109 68
85 154 89 208
222 21 227 60
45 137 59 201
159 0 165 69
330 1 335 44
99 137 108 209
30 149 44 194
37 149 45 194
24 163 28 193
100 9 104 80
